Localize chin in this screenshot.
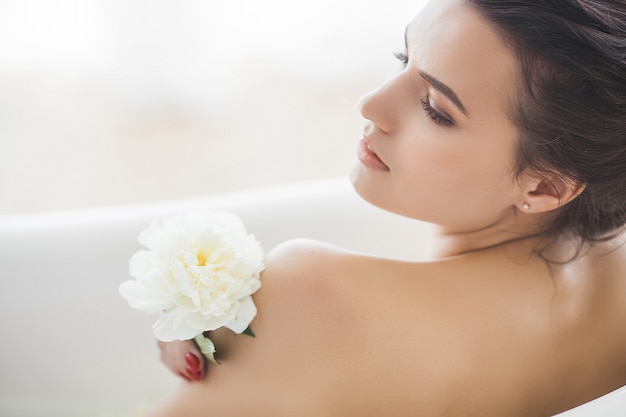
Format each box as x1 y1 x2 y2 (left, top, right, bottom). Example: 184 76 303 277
349 164 436 223
350 163 395 214
349 163 374 203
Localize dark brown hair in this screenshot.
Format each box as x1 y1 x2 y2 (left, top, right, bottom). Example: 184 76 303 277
467 0 626 243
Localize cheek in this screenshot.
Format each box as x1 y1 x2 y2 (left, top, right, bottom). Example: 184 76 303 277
395 139 517 218
397 140 474 189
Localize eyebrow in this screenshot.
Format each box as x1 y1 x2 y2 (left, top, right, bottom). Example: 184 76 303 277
419 71 468 117
404 25 469 117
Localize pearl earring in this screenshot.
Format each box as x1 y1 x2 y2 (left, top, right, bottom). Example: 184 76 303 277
522 203 531 211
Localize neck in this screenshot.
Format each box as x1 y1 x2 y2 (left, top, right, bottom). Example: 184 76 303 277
429 227 527 259
427 212 552 259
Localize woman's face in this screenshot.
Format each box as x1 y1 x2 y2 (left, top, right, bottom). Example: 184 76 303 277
351 0 523 233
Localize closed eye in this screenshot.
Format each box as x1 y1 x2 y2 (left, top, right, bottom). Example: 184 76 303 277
421 97 454 127
394 51 409 67
394 50 456 127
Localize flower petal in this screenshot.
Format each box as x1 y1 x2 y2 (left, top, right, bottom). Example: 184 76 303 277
225 295 257 334
122 211 264 341
192 305 238 332
128 250 162 281
152 309 201 341
118 280 170 313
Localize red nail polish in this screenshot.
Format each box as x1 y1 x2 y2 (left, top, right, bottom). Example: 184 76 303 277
186 366 202 381
185 352 201 371
178 372 192 382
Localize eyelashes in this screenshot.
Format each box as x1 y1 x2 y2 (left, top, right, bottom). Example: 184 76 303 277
421 98 454 127
394 51 409 66
393 50 454 128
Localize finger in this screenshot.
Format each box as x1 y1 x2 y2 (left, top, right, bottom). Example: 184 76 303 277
185 365 203 381
185 351 206 380
178 371 192 382
185 352 201 370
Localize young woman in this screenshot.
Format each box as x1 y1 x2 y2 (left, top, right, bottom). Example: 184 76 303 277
149 0 626 415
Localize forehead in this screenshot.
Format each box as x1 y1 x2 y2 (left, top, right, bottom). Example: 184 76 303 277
407 0 519 123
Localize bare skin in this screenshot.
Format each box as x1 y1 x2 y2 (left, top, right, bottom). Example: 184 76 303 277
150 237 626 417
148 0 626 415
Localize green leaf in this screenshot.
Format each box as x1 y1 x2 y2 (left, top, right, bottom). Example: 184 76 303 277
194 333 219 365
242 326 255 337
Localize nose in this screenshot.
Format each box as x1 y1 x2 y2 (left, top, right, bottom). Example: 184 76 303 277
358 75 402 135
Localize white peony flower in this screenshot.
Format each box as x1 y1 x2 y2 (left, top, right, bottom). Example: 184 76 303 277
119 211 264 353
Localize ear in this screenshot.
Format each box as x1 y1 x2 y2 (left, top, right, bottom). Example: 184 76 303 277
518 173 586 213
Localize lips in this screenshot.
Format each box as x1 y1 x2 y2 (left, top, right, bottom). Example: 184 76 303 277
357 138 389 171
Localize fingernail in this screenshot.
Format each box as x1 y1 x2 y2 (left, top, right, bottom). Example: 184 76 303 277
186 366 202 381
185 352 201 371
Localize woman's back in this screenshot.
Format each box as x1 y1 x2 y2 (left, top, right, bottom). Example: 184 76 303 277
149 236 626 417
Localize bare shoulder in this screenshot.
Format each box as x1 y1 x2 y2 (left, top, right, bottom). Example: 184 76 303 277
147 240 364 417
255 238 366 333
258 238 364 308
263 238 353 277
147 237 626 417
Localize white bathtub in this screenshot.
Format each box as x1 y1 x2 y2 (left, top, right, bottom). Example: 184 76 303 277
1 178 624 417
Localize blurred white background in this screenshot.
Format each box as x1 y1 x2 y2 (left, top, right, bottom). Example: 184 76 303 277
0 0 427 214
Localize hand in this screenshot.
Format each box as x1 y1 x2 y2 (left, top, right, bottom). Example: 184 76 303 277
157 339 206 382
